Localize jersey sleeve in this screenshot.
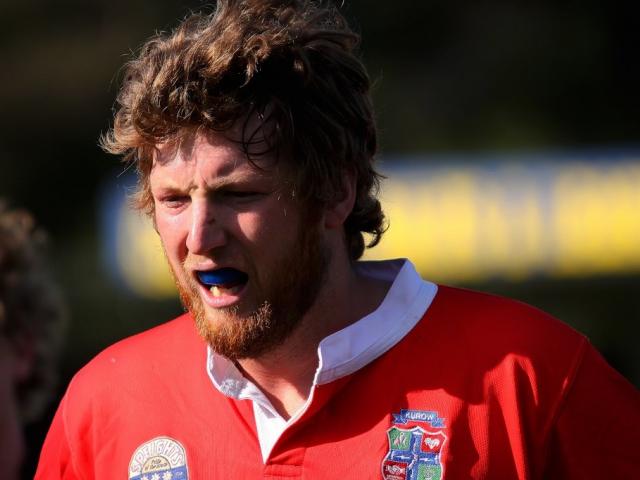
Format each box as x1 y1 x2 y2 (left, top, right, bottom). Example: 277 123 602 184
34 393 80 480
544 341 640 478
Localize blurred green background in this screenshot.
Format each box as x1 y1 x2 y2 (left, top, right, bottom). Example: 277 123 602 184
1 1 638 477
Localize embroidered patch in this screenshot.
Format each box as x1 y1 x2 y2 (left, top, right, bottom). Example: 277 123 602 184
382 410 447 480
128 436 189 480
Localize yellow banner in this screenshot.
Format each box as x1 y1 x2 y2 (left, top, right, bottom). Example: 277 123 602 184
368 159 640 282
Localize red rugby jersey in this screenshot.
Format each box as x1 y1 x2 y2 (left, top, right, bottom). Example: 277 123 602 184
36 286 640 479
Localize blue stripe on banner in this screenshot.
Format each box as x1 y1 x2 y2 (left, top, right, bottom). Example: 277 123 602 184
130 466 188 480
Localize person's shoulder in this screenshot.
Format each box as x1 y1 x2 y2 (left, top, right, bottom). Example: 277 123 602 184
82 312 198 368
399 285 595 417
68 313 203 398
429 285 584 345
47 314 213 460
420 284 587 364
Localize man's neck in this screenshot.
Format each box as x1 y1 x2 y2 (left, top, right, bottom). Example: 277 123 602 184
236 263 391 419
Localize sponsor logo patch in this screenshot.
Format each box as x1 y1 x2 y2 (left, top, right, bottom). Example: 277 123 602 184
382 410 447 480
128 436 189 480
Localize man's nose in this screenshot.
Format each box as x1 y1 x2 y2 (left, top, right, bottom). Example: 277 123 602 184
186 200 226 254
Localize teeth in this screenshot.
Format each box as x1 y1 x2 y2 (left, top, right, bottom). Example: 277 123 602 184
209 285 241 297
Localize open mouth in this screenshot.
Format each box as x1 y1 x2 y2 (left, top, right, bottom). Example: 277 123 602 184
196 268 249 297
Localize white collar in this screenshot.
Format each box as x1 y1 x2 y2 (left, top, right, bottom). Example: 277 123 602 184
206 258 437 399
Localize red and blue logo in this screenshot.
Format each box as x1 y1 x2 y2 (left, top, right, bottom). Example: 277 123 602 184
382 410 447 480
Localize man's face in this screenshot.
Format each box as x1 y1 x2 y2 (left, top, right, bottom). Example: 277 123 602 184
150 132 330 360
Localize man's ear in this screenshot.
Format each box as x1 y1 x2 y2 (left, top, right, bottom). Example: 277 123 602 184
324 170 357 229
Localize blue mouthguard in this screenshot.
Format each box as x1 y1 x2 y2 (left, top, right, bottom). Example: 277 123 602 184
197 268 248 286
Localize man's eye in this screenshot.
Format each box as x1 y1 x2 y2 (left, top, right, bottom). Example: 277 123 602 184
231 191 260 198
220 191 263 201
161 196 189 208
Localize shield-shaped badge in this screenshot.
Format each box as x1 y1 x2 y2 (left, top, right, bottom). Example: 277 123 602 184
382 426 447 480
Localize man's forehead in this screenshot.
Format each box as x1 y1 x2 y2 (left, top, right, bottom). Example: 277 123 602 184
153 124 277 164
154 130 231 163
149 129 285 189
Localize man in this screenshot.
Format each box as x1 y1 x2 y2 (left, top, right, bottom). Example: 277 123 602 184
0 202 65 480
37 1 638 479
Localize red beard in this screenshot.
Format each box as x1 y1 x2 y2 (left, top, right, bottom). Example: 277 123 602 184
174 220 330 360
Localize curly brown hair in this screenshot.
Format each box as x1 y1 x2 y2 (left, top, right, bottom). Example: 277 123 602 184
101 0 385 259
0 202 66 422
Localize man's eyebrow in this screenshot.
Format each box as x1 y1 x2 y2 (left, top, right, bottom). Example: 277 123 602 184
208 171 272 188
152 171 271 194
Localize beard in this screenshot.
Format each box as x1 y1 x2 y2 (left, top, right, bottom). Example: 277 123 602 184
173 220 330 360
